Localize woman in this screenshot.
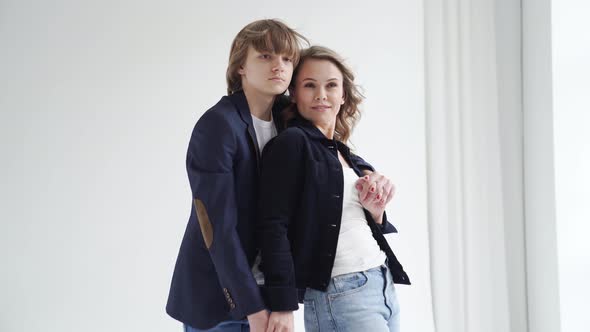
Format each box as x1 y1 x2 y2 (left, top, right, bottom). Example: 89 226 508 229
258 46 411 332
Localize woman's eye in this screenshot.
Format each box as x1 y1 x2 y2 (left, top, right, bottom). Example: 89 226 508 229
303 83 315 88
327 82 338 88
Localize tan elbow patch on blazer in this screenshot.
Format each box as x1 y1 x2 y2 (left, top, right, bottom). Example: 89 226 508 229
194 198 213 249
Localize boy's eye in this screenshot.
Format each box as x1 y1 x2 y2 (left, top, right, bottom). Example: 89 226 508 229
283 57 292 62
260 54 271 59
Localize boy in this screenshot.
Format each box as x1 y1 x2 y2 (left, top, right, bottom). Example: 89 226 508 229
166 19 307 332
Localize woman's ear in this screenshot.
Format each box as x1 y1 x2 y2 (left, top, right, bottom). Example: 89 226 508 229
341 92 346 105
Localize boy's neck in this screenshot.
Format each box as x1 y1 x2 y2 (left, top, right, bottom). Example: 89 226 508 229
243 88 275 122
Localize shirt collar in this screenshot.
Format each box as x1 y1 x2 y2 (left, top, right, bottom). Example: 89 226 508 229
288 116 351 155
228 90 286 132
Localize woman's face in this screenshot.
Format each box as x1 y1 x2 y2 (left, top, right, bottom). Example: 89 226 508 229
291 59 345 133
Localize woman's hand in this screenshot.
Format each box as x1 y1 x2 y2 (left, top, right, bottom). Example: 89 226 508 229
265 311 294 332
355 172 396 223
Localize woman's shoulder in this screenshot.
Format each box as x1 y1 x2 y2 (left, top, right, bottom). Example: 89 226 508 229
278 127 312 147
278 126 308 139
263 127 308 155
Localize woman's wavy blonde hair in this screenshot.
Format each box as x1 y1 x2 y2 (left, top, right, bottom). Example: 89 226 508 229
289 46 364 143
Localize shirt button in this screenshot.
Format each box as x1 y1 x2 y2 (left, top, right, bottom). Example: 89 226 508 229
333 194 341 199
329 224 337 228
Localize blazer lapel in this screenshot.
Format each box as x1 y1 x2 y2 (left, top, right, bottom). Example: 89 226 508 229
228 91 261 169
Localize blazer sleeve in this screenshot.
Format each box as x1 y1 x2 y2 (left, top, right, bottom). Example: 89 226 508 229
257 130 305 311
350 153 398 234
349 153 374 172
186 111 265 319
378 212 398 234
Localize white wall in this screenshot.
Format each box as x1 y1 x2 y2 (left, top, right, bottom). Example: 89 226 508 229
0 1 430 331
552 2 590 331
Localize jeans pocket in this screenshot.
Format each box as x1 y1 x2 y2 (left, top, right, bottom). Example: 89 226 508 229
304 299 320 332
331 271 369 298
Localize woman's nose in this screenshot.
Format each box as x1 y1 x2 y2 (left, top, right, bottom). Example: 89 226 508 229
314 89 327 100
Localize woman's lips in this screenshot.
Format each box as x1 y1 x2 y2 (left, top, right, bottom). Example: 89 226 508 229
311 105 331 111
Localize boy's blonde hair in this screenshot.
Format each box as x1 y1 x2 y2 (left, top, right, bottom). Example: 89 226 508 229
226 19 308 95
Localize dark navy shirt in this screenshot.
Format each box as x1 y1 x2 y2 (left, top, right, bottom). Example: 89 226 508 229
257 116 411 312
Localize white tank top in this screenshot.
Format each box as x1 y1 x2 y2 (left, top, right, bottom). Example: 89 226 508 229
331 167 387 277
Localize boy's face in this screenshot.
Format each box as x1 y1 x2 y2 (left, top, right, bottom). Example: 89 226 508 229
238 46 294 97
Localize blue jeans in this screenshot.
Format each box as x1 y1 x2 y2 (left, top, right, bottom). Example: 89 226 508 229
184 320 249 332
303 264 400 332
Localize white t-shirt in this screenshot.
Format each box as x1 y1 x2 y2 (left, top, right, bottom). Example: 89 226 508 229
331 167 387 277
251 113 277 285
251 113 277 153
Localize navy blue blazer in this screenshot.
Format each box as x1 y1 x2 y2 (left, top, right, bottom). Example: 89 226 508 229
257 116 411 312
166 92 377 329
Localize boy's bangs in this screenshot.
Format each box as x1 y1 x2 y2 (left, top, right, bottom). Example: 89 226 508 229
250 27 299 60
